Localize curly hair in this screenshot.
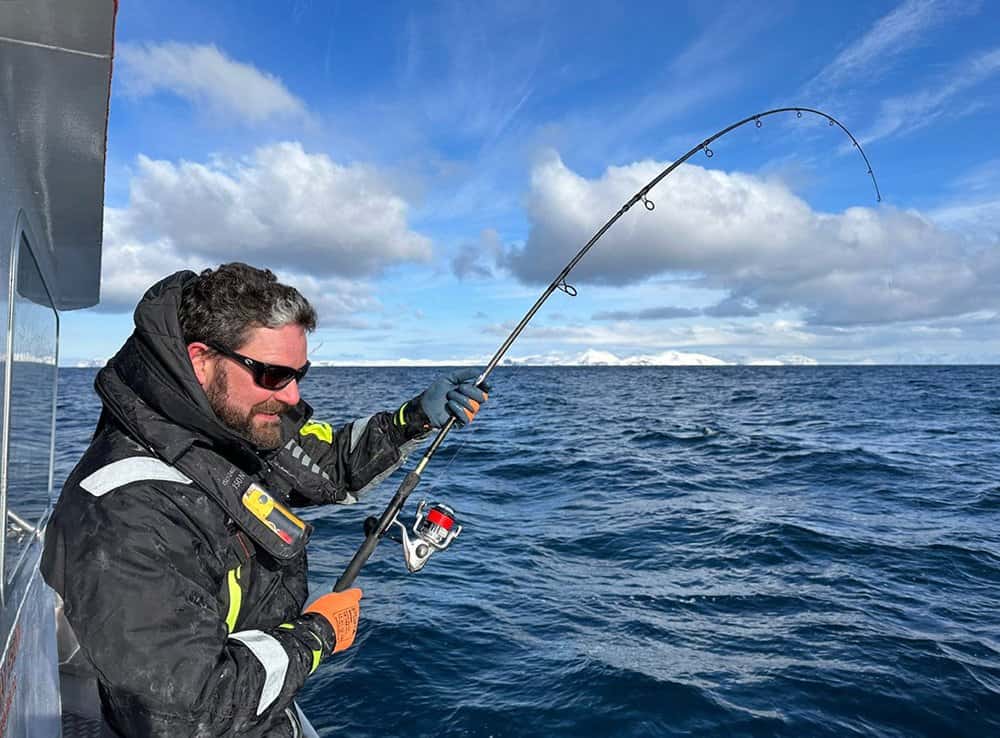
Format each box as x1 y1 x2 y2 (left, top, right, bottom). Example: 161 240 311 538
178 263 317 350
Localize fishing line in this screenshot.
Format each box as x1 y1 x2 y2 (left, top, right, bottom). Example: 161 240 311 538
333 106 881 591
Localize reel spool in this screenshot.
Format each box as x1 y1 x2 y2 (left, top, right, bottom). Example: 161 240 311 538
364 501 462 573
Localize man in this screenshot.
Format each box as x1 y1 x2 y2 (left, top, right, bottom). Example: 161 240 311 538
42 264 488 737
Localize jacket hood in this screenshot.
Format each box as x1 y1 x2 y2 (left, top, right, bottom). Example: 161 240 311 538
95 270 262 465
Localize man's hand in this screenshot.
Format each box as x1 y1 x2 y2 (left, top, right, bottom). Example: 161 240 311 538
419 368 489 428
304 588 362 654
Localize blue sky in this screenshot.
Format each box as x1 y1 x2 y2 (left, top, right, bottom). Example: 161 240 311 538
63 0 1000 365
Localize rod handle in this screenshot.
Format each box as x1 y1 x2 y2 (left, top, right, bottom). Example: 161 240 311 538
333 470 422 592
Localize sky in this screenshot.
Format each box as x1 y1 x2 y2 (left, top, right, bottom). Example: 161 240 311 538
62 0 1000 365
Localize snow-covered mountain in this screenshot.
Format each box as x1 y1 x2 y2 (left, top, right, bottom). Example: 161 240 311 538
266 348 817 367
502 349 729 366
66 349 820 368
775 354 819 366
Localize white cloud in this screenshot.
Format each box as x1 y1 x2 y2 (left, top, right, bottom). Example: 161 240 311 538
98 142 432 314
501 154 1000 327
451 229 503 279
128 142 430 273
99 209 384 329
280 273 382 330
118 42 307 123
98 208 202 311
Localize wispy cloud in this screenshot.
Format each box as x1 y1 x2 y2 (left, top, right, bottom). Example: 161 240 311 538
669 1 783 78
482 316 819 353
118 42 308 123
949 158 1000 194
393 5 544 148
592 306 700 321
806 0 979 92
929 199 1000 242
929 158 1000 240
860 46 1000 143
482 311 996 364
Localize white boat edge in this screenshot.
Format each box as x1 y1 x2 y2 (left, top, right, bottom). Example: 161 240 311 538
0 1 115 735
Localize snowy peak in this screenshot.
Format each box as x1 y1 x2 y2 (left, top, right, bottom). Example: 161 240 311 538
574 349 622 365
501 349 731 366
571 349 728 366
65 349 818 368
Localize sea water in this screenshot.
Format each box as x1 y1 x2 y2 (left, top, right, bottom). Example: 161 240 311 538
55 366 1000 737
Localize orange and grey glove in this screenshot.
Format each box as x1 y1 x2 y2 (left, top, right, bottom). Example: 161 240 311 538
304 588 362 654
417 368 490 428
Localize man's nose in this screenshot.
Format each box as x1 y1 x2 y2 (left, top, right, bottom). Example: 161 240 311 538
274 380 300 407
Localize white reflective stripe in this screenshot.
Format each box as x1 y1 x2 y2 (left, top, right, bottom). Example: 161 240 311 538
349 415 373 453
80 457 192 497
229 630 289 716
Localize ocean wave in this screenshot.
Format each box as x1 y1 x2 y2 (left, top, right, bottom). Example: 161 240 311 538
53 366 1000 737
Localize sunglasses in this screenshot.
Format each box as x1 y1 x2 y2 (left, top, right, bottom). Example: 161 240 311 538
207 342 310 390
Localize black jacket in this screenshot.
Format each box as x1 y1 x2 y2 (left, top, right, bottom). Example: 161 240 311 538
42 271 428 736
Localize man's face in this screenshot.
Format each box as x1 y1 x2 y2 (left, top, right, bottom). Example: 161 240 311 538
200 323 309 449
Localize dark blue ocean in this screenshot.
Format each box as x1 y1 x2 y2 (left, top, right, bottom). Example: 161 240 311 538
55 366 1000 737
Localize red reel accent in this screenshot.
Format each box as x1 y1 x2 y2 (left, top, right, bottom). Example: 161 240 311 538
426 507 454 530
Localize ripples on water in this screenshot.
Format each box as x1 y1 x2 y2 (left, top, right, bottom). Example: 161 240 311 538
56 367 1000 737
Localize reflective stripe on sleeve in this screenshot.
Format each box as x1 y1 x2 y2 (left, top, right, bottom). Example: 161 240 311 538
80 457 192 497
228 630 290 716
349 416 373 453
225 566 242 633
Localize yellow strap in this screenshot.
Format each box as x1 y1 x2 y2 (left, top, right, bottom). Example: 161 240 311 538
225 565 242 633
299 421 333 444
277 623 323 674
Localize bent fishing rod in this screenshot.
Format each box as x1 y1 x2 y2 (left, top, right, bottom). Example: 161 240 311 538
333 106 880 592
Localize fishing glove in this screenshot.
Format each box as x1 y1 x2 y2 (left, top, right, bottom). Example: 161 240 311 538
417 368 489 428
304 588 362 654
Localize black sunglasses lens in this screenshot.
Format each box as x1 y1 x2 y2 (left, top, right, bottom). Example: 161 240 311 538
258 366 296 390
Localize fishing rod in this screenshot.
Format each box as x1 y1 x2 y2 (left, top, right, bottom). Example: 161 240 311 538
333 106 880 591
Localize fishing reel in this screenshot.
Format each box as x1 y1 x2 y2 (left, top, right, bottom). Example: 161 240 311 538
364 500 462 573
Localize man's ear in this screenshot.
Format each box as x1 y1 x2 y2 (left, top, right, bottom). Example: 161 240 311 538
187 342 214 388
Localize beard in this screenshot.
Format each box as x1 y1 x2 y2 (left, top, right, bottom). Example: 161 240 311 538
206 366 291 450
